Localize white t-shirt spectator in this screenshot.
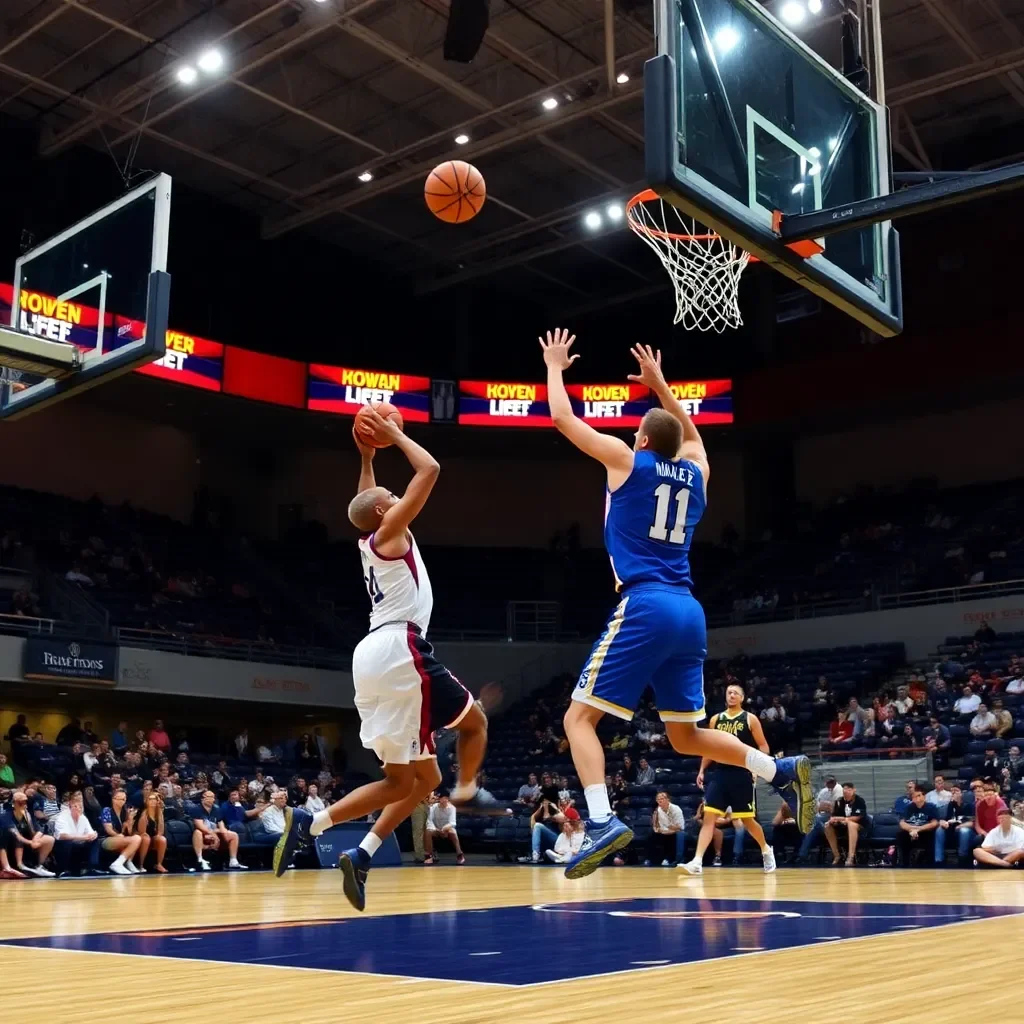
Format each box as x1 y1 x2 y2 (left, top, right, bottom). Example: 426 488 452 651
970 711 998 736
547 829 585 863
305 795 325 814
760 706 786 721
82 750 99 771
1005 677 1024 695
981 822 1024 856
260 804 287 835
428 803 456 831
925 788 953 809
655 802 684 832
517 783 540 802
893 696 913 715
53 806 95 838
248 778 270 797
955 693 981 714
257 745 274 762
817 784 843 807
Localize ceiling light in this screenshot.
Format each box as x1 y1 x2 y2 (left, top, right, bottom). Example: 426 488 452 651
616 72 630 84
791 182 806 194
780 2 806 25
606 202 623 221
808 146 821 158
714 26 740 54
58 691 68 696
542 96 559 111
358 170 373 182
808 0 823 12
177 65 198 85
454 133 470 145
828 136 838 152
197 48 225 74
584 211 602 230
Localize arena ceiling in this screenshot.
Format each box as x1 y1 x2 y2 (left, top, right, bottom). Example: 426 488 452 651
2 0 1024 312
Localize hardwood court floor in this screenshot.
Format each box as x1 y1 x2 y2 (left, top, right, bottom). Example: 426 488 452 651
2 866 1021 1023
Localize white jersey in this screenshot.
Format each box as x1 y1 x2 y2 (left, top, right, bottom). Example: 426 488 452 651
358 531 433 634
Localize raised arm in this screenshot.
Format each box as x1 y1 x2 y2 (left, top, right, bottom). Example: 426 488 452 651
628 344 710 483
540 329 634 485
353 426 376 494
363 409 441 552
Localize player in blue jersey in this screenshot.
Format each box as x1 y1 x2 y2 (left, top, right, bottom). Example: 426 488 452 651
540 330 813 879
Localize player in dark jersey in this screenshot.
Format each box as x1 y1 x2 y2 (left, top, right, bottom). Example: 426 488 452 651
682 683 776 874
540 332 812 879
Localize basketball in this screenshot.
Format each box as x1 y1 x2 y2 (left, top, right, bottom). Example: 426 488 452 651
355 401 404 449
424 160 486 224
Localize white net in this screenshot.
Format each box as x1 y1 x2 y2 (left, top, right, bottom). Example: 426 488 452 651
627 191 751 332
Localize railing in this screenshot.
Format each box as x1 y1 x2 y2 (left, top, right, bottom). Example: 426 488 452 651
115 627 350 669
708 576 1024 628
506 601 563 642
40 570 111 633
877 576 1024 610
0 612 59 636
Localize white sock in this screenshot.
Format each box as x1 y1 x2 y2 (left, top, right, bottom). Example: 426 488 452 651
229 857 241 867
745 749 777 782
451 781 477 801
310 809 333 837
112 855 125 868
584 784 612 822
359 833 383 859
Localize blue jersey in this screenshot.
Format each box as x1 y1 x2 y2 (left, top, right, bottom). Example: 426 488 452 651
605 449 706 590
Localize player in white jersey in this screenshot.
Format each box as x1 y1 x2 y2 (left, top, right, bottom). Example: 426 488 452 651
272 407 493 911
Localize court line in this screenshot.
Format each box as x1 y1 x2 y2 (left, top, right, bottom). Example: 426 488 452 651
0 942 519 988
512 910 1024 988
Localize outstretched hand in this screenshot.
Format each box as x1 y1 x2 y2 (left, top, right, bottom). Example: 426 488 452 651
539 328 579 371
352 424 375 459
627 343 666 389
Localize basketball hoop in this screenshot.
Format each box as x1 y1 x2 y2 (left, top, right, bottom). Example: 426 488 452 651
626 189 751 332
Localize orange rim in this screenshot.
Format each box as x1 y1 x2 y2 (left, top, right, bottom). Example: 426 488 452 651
627 189 824 260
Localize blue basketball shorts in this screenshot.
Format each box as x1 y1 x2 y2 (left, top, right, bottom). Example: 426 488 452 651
572 582 707 723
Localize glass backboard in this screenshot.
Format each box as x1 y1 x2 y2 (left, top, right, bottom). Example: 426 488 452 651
646 0 902 334
0 173 172 419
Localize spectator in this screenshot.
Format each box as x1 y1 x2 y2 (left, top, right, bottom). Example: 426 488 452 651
771 802 802 863
65 563 94 586
825 710 854 750
935 784 974 864
313 727 330 767
635 757 656 786
823 782 867 866
110 721 129 756
288 776 308 807
969 704 998 739
621 754 638 784
191 790 246 871
543 819 585 864
930 679 953 716
0 754 13 787
211 760 232 791
220 789 256 829
5 790 55 877
897 787 939 866
1006 745 1024 784
424 794 464 866
892 686 913 716
33 782 59 830
135 791 168 873
514 773 541 808
975 621 997 643
100 789 142 874
296 733 316 767
921 716 951 765
954 685 981 716
6 714 30 744
82 743 101 774
53 792 104 877
991 699 1014 739
55 718 83 747
410 793 432 865
846 698 870 741
974 780 1008 846
1005 674 1024 695
892 779 917 816
82 721 99 745
647 791 686 866
925 774 953 811
174 752 194 782
148 719 171 754
305 782 326 815
973 807 1024 868
521 801 581 864
252 790 291 853
796 777 843 862
876 705 901 748
164 783 186 821
610 772 631 814
248 770 269 799
256 743 277 764
234 728 249 758
759 696 788 752
982 747 1004 776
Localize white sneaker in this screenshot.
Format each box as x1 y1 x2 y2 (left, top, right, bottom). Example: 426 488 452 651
20 864 45 877
763 847 777 874
227 860 248 870
35 866 56 878
109 861 130 875
136 866 147 874
126 861 140 874
679 858 703 876
661 859 671 867
198 859 211 871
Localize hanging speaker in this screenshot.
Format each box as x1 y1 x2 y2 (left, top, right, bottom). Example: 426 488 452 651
444 0 489 63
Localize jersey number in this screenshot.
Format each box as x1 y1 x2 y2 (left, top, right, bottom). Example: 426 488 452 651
648 483 689 544
365 566 385 605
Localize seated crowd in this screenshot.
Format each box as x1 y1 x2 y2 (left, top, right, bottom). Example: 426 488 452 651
1 715 350 879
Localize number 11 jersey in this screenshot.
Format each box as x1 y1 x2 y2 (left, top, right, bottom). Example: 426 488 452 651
604 449 706 591
358 532 434 634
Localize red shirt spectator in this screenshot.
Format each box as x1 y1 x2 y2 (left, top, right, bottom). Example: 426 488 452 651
829 718 854 743
148 719 171 753
975 787 1007 835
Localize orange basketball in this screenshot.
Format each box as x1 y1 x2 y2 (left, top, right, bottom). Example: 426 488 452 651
424 160 486 224
355 401 404 449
